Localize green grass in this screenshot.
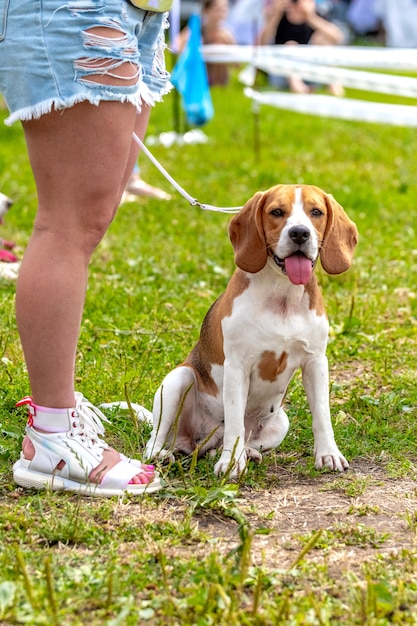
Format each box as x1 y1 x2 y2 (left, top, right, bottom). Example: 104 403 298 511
1 68 417 624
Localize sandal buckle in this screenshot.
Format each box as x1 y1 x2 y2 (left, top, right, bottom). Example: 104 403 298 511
16 396 36 426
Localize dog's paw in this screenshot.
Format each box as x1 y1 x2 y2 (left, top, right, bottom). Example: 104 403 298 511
315 450 349 472
246 447 263 463
145 441 175 464
214 450 247 477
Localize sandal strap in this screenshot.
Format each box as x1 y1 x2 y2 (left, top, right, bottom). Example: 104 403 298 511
100 460 150 489
16 393 110 436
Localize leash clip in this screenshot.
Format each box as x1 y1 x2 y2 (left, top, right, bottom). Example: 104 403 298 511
189 198 202 207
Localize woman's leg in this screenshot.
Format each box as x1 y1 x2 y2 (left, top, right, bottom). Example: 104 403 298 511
18 101 140 406
17 100 154 485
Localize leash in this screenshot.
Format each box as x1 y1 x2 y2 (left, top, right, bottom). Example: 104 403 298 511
133 132 242 214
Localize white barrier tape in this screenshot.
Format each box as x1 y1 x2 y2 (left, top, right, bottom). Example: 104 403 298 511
203 44 417 70
255 58 417 97
244 88 417 127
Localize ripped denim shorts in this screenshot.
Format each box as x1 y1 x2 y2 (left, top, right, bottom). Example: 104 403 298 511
0 0 172 126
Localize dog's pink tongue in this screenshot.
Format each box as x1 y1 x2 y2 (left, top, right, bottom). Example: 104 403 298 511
284 254 312 285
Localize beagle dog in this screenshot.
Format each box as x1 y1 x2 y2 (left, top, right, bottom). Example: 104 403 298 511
146 184 358 477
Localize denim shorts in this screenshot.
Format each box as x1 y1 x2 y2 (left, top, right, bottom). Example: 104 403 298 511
0 0 172 126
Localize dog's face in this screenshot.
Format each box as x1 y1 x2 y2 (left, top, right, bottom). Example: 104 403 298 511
229 184 358 283
0 192 13 224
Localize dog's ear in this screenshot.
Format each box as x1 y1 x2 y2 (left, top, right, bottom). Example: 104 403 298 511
228 191 267 273
320 193 358 275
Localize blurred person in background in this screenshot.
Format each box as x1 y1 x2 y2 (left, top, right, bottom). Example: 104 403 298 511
123 162 171 202
259 0 346 94
346 0 381 40
226 0 269 45
373 0 417 47
177 0 236 85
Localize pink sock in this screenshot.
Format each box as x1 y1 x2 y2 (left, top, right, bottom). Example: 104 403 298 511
32 404 71 433
16 397 73 433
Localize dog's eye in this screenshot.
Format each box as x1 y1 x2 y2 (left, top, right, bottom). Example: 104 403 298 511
270 208 285 217
311 208 324 217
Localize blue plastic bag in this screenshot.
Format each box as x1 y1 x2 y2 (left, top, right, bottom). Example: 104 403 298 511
171 14 214 126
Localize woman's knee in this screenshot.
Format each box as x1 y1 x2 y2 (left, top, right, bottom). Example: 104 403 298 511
77 209 116 253
34 197 117 256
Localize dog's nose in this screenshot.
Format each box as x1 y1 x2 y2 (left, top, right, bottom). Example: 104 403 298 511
289 226 310 245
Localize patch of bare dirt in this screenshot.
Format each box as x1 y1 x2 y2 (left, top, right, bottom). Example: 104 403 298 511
127 459 417 571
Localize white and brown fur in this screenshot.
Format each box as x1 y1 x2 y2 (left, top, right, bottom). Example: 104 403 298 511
145 184 358 477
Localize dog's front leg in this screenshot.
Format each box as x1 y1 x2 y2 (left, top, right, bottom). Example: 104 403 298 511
302 355 349 472
214 361 249 477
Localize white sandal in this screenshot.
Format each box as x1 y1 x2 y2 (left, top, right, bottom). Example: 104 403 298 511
13 393 161 496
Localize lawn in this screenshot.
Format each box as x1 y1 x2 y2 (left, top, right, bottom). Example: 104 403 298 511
1 67 417 624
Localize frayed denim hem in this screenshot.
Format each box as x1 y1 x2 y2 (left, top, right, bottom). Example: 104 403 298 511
4 79 172 126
